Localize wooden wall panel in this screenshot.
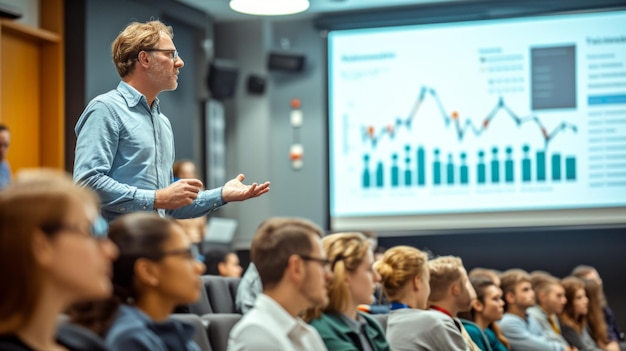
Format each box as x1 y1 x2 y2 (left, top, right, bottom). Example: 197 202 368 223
0 0 64 174
0 33 41 169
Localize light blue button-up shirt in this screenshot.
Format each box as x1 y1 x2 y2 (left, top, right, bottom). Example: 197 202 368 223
74 81 224 222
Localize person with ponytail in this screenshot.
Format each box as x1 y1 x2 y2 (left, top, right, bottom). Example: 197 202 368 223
305 232 390 351
73 212 206 350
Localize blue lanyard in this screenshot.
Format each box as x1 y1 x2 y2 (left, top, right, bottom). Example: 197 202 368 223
390 301 411 311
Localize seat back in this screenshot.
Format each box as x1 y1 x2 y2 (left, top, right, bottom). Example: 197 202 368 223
170 313 213 351
371 313 388 334
203 313 242 351
202 275 241 314
189 278 214 315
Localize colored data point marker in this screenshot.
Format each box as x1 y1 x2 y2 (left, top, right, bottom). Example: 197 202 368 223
367 126 374 136
290 98 301 109
451 111 459 120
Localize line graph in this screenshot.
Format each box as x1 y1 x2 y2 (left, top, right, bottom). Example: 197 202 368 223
361 86 577 149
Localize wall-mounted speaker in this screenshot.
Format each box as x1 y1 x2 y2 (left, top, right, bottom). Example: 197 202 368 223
0 2 22 19
246 74 266 95
267 52 306 72
207 60 239 100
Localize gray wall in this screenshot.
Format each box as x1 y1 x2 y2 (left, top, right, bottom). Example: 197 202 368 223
214 19 326 248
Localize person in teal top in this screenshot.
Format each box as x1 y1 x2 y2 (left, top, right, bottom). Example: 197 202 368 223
305 233 390 351
459 275 510 351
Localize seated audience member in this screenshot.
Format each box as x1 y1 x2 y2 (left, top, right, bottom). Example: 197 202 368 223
0 169 118 350
306 232 390 351
81 212 206 350
470 267 502 288
203 247 243 277
235 261 262 313
172 160 207 244
0 124 11 189
499 269 574 351
173 159 199 181
559 277 603 351
583 279 621 351
572 265 625 349
376 245 455 350
526 273 570 348
428 256 481 351
459 275 510 351
228 217 331 351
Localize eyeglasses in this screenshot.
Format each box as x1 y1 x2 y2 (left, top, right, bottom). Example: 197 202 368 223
299 255 333 270
142 48 179 61
149 245 204 262
42 216 109 240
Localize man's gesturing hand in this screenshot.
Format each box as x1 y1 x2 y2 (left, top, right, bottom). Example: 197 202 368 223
155 179 203 210
222 174 270 202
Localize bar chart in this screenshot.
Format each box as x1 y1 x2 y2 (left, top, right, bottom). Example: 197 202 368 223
362 145 577 189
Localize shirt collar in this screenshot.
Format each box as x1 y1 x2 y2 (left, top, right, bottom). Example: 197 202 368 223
430 305 454 318
116 81 160 112
341 313 368 333
255 294 301 337
118 305 195 348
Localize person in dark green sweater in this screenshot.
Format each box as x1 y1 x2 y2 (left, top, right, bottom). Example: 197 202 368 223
305 232 390 351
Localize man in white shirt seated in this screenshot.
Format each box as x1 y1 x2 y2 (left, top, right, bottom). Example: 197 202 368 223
228 217 332 351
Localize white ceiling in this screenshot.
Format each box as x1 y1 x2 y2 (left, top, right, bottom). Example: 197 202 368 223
175 0 463 22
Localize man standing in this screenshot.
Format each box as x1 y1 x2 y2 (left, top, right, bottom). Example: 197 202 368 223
427 256 480 351
0 124 11 190
499 269 575 351
74 20 269 221
228 217 331 351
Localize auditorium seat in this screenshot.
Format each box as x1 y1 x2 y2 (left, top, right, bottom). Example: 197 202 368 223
170 314 213 351
371 313 388 333
204 313 242 351
201 275 241 314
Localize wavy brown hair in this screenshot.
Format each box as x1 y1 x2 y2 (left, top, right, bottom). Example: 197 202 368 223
559 276 586 333
111 20 174 77
584 278 610 346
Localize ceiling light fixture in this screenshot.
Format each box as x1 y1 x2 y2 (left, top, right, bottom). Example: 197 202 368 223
229 0 310 16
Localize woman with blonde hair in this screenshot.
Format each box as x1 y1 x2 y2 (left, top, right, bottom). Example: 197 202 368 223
306 232 390 351
375 245 447 350
0 169 118 350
